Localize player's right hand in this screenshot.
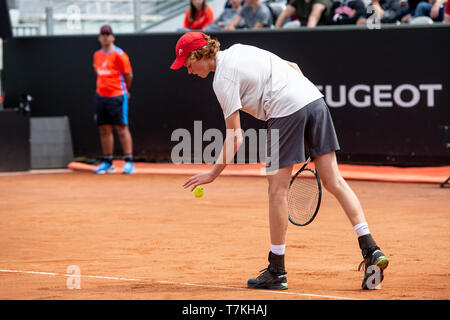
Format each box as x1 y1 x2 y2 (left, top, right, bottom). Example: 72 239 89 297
182 172 216 192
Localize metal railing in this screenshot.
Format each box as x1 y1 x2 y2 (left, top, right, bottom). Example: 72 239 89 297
12 24 41 36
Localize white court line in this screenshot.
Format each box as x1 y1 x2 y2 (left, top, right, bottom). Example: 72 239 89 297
158 281 359 300
0 269 359 300
83 275 140 281
0 269 139 281
0 269 58 276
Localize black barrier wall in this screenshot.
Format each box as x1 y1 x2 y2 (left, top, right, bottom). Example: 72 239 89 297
0 110 30 171
3 25 450 166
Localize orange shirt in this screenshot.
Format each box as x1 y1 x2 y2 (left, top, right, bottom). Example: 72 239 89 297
93 46 132 97
183 6 214 30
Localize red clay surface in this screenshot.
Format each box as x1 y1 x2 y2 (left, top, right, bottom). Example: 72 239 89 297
0 171 449 300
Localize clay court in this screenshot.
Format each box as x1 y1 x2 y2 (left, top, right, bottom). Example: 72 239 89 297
1 167 449 300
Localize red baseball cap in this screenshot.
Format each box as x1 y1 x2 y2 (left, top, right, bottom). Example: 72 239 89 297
170 32 208 70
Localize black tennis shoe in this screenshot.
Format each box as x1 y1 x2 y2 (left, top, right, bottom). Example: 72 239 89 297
358 246 389 290
247 252 288 290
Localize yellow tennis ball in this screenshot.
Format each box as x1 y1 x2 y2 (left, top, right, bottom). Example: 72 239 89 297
193 186 204 198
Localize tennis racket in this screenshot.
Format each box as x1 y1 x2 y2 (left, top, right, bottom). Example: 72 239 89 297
287 157 322 226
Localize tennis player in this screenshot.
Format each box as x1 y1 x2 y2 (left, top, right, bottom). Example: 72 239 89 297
172 32 389 290
93 25 135 174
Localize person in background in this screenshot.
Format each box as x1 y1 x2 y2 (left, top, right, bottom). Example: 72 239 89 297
92 25 135 174
275 0 333 28
180 0 215 31
398 0 422 23
413 0 446 22
225 0 273 29
206 0 244 30
224 0 245 8
356 0 402 24
445 0 450 21
327 0 367 25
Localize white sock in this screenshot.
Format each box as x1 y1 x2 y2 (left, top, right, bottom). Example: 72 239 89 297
353 222 370 237
270 244 286 256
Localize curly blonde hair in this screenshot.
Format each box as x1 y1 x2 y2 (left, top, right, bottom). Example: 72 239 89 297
188 34 220 62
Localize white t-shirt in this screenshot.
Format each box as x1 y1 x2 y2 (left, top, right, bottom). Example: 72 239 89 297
213 44 323 121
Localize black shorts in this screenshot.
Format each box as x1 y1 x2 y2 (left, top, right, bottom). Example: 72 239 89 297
94 93 129 126
265 97 340 171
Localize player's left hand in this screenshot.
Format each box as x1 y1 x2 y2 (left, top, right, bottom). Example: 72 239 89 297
183 172 216 192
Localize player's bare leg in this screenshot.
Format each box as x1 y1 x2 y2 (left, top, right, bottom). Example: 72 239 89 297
313 151 365 226
94 124 115 174
267 165 293 245
114 125 135 174
99 124 114 155
313 151 389 289
247 165 292 290
114 125 133 155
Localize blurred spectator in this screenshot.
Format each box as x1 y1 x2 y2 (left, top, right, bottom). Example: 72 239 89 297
266 1 289 23
398 0 422 23
224 0 245 8
356 0 402 24
206 0 244 31
275 0 333 28
413 0 446 22
180 0 215 31
327 0 366 24
225 0 273 29
445 0 450 21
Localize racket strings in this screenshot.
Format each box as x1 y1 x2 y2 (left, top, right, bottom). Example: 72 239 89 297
287 170 320 225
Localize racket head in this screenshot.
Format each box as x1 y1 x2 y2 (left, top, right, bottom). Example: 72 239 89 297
287 167 322 226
